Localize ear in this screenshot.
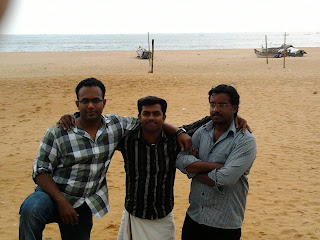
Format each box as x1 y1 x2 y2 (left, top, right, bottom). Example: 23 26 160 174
103 99 107 107
138 113 141 120
163 114 166 121
232 105 238 114
75 100 80 109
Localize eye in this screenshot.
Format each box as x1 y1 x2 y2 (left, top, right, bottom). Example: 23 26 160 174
92 98 102 104
80 99 89 104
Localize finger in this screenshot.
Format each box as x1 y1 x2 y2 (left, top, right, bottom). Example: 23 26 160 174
67 215 75 226
73 214 79 225
184 142 191 151
178 141 185 151
59 118 68 130
241 123 247 133
61 217 68 225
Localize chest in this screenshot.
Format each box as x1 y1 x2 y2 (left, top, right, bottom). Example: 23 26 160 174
198 133 236 164
122 140 177 174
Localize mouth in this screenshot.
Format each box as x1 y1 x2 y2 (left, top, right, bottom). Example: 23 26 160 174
86 111 97 116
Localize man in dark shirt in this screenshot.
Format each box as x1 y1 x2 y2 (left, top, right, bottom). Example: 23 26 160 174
116 96 209 240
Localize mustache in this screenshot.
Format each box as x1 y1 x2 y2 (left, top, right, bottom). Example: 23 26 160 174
211 113 222 117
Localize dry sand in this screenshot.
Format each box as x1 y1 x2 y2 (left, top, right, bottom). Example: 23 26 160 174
0 48 319 239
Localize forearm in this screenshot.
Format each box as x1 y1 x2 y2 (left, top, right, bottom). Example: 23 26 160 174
35 173 66 203
163 122 178 135
194 173 215 187
185 161 223 173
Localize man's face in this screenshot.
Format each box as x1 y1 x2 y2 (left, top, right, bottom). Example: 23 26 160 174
209 93 238 125
138 104 166 133
76 86 106 122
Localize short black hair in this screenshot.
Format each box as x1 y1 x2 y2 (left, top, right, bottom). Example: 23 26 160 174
75 78 106 99
208 84 240 117
137 96 167 115
208 84 240 106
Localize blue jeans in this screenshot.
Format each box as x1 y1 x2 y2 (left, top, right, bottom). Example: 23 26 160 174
19 187 93 240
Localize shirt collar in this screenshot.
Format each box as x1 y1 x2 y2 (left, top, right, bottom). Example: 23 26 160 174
72 115 107 135
136 128 168 141
205 119 237 135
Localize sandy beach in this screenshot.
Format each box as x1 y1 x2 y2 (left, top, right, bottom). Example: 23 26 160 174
0 48 319 239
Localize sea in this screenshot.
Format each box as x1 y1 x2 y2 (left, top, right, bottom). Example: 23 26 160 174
0 32 319 52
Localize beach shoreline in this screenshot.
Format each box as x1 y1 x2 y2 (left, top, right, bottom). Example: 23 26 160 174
1 48 319 239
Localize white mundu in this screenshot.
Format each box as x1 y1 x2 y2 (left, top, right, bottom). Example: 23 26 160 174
117 209 175 240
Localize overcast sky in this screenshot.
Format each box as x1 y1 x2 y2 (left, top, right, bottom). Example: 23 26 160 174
1 0 319 34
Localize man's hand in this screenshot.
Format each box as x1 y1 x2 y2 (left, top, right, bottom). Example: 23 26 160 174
235 115 252 133
177 133 192 151
194 173 215 187
56 197 79 226
56 114 75 130
189 147 199 158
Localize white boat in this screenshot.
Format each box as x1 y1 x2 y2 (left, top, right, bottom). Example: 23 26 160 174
136 46 151 59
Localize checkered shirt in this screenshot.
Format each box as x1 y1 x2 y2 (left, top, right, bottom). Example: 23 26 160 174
32 114 139 219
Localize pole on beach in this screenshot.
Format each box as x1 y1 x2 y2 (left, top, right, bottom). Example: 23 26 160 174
265 35 268 64
283 32 287 68
149 39 154 73
148 32 151 66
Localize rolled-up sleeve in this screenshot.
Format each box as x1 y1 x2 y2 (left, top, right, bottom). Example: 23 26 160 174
176 127 202 178
32 128 59 180
208 135 256 187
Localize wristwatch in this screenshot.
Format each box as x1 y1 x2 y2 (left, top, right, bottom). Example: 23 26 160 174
176 127 187 136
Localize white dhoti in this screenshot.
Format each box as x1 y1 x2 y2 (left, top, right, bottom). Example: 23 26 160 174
117 209 175 240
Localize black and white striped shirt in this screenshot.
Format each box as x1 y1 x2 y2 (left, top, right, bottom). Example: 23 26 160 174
117 117 210 220
117 129 178 220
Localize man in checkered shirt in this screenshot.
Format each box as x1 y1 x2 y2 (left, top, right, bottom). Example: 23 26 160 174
19 78 188 240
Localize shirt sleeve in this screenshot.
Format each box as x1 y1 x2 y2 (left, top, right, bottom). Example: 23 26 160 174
176 127 203 178
32 128 60 181
116 115 140 135
208 133 257 188
179 116 211 136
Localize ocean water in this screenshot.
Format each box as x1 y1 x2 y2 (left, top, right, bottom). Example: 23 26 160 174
0 32 319 52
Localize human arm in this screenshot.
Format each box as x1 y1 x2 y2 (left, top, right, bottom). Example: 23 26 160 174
57 114 75 130
193 173 215 187
33 128 78 225
179 115 251 135
208 135 256 187
235 115 252 133
35 173 79 225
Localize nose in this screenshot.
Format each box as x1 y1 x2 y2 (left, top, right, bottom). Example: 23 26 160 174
148 114 155 120
87 101 95 108
211 105 220 111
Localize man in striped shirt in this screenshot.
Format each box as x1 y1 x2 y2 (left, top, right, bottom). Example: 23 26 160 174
176 84 257 240
116 96 210 240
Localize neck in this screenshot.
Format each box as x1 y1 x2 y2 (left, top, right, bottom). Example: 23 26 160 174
141 128 162 144
213 119 233 141
76 117 101 139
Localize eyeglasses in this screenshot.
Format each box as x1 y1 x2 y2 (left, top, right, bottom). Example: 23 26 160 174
209 102 229 109
78 98 104 105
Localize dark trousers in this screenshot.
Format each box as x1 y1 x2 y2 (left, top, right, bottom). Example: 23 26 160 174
181 213 241 240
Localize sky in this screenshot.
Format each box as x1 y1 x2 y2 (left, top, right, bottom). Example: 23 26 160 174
0 0 319 34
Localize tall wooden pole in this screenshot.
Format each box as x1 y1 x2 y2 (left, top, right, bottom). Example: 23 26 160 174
283 32 286 68
265 35 268 64
149 39 154 73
